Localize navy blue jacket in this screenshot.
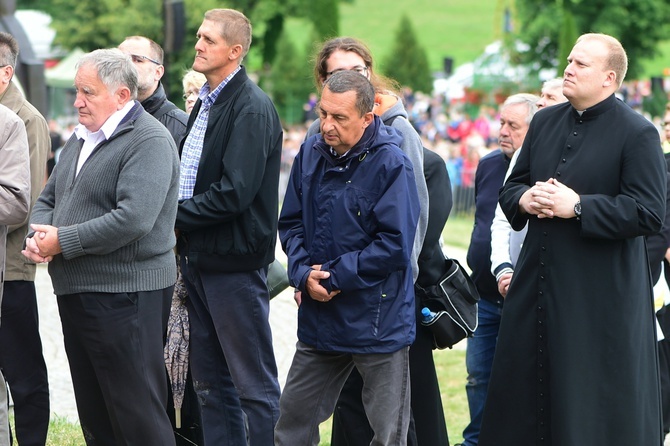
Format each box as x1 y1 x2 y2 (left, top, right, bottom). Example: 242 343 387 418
466 149 510 303
279 116 420 353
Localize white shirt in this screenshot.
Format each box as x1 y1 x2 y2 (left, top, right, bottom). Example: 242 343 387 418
74 101 135 176
490 148 528 279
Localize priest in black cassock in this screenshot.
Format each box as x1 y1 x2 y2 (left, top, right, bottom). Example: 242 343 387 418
479 33 666 446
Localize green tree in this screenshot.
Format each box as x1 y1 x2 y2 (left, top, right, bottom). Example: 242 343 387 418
513 0 670 79
382 14 433 93
20 0 346 100
265 29 313 125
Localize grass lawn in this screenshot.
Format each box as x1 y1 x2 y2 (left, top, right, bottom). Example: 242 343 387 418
442 212 475 251
284 0 498 76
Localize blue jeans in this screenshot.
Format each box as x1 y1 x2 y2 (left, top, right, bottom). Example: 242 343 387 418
180 259 281 446
462 298 503 446
275 342 411 446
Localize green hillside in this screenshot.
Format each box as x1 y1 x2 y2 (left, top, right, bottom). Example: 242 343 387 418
286 0 670 81
285 0 500 77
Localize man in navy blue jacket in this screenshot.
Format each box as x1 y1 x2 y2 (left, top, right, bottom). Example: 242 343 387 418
275 70 420 446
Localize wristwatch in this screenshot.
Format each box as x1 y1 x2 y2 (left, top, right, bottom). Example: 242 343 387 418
574 201 582 218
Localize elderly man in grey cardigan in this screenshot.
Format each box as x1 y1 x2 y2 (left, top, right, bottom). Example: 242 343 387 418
22 48 179 445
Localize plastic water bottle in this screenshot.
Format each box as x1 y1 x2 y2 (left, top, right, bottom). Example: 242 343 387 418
421 307 439 324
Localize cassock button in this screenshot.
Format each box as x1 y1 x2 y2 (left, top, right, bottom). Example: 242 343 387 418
573 131 577 136
562 158 566 162
540 275 545 280
556 172 561 176
567 145 572 149
538 306 543 311
541 246 546 251
539 291 543 295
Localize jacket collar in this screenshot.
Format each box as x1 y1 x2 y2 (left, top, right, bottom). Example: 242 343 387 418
0 81 24 114
140 82 168 115
314 115 382 166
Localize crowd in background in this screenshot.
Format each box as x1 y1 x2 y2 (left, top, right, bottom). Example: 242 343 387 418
276 78 663 213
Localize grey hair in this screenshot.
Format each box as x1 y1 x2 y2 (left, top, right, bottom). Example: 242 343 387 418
77 48 139 99
502 93 540 124
542 77 564 93
323 70 375 117
0 32 19 68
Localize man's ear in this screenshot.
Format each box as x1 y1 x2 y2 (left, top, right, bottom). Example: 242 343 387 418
229 44 244 61
362 111 374 128
116 86 132 108
603 70 616 88
155 64 165 82
0 65 13 86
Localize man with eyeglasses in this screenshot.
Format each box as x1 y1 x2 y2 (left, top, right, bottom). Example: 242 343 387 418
119 36 187 147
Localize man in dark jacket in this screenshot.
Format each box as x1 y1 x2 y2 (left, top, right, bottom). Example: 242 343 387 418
119 36 187 146
480 33 666 445
174 9 282 446
275 70 420 446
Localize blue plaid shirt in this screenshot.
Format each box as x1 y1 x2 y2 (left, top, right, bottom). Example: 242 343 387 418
179 66 241 200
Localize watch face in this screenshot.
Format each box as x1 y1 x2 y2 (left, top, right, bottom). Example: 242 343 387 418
574 202 582 216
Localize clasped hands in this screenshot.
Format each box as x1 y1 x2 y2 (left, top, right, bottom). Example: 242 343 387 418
21 224 62 263
519 178 579 219
302 264 340 304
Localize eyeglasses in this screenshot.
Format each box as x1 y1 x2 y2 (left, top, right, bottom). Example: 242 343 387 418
182 90 199 101
129 54 162 66
325 65 369 79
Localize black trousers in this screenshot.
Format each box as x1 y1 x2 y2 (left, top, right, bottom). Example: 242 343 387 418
331 296 449 446
0 281 50 446
57 288 176 446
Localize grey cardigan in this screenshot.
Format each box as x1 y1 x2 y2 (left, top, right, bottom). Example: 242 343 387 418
30 102 179 295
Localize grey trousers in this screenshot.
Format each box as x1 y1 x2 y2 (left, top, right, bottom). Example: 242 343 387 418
275 341 411 446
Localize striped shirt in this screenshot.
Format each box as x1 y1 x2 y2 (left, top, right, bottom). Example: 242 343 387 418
179 66 241 200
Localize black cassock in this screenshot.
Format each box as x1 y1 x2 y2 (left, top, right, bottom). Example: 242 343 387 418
480 94 666 446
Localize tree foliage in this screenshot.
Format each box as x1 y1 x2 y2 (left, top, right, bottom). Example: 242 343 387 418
513 0 670 79
265 29 314 124
382 14 433 94
19 0 349 103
